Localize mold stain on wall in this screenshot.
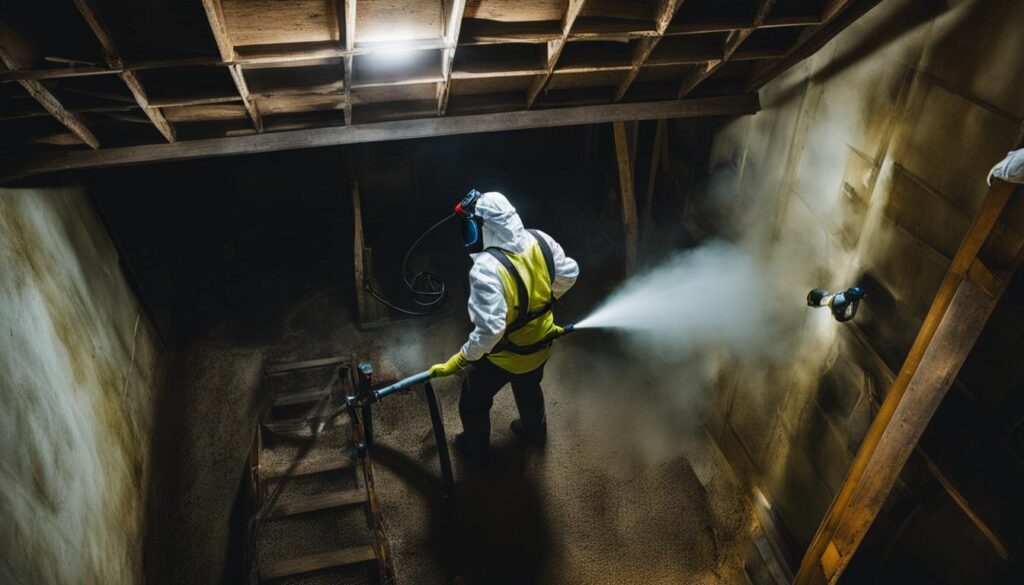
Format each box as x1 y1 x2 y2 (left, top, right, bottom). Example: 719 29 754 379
0 184 165 584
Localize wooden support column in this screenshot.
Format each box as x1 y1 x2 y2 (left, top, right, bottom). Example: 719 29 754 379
614 0 685 102
526 0 586 108
437 0 466 115
641 119 666 235
794 155 1022 585
201 0 262 132
72 0 175 142
343 0 356 125
0 17 100 149
677 0 778 98
349 149 369 325
613 121 639 275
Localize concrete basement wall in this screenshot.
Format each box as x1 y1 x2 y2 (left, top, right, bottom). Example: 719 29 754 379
0 184 165 583
699 0 1024 580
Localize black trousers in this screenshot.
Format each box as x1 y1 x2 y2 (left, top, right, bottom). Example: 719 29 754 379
459 358 547 453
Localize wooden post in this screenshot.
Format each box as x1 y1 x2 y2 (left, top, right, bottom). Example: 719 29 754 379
349 149 368 326
641 119 666 236
793 154 1021 585
613 121 639 275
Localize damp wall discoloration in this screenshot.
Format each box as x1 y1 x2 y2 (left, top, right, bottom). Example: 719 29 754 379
700 0 1024 579
0 184 165 584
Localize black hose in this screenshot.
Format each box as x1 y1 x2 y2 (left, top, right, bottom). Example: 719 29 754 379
365 213 456 316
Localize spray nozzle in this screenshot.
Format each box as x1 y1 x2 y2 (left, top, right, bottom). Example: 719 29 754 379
807 287 865 322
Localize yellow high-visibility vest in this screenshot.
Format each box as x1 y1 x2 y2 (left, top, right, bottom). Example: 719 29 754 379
485 232 557 374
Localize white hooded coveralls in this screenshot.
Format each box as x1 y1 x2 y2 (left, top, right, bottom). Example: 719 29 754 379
459 192 579 362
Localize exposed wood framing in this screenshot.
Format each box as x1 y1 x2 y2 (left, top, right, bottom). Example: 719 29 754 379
677 0 778 98
525 0 586 108
614 0 686 102
613 121 639 275
0 94 758 181
746 0 880 91
641 119 667 235
0 17 100 149
794 158 1022 584
343 0 356 125
201 0 262 132
436 0 467 116
349 149 368 325
72 0 175 142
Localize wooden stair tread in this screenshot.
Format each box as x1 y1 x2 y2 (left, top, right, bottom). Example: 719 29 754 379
259 545 377 581
272 389 331 407
260 455 355 480
266 488 368 518
265 356 346 375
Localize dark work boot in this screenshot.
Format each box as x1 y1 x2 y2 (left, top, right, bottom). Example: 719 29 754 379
510 419 546 446
453 433 490 465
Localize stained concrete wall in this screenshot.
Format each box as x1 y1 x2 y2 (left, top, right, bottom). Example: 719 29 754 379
0 184 165 583
700 0 1024 581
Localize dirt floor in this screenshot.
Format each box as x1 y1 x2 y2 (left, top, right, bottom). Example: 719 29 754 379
147 283 760 584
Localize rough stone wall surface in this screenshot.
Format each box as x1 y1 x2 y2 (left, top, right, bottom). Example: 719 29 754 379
703 0 1024 577
0 184 165 584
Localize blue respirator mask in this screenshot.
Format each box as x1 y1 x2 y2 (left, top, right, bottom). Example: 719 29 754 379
455 189 483 251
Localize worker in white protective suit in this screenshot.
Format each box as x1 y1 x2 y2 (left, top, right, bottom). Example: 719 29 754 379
428 191 579 462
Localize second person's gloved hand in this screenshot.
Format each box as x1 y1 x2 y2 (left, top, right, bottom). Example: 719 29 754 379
428 352 468 378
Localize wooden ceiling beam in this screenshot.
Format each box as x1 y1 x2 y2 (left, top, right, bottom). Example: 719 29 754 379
676 0 779 98
343 0 356 125
437 0 467 116
201 0 262 132
614 0 686 102
0 17 100 148
745 0 881 91
525 0 587 108
0 94 758 181
72 0 175 142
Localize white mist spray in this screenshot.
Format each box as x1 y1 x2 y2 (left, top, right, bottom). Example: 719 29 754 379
574 241 784 358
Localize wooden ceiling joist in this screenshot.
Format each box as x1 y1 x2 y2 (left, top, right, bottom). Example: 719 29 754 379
343 0 356 125
0 94 758 181
677 0 779 98
746 0 881 91
201 0 262 132
614 0 686 102
0 16 100 149
526 0 587 108
437 0 467 116
71 0 175 142
0 0 871 159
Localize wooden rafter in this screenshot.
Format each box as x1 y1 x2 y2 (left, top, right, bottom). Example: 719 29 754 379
746 0 880 91
343 0 356 125
677 0 779 98
0 94 758 181
614 0 686 102
201 0 262 132
72 0 175 142
525 0 587 108
436 0 467 116
0 16 100 149
793 141 1023 585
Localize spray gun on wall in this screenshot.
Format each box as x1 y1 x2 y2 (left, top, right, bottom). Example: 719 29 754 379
807 287 866 322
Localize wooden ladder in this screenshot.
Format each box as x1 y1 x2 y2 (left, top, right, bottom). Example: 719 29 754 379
248 356 393 584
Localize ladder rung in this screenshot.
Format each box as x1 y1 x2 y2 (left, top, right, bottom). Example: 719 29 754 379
259 455 354 480
265 488 368 519
259 545 377 581
265 356 346 375
272 389 331 407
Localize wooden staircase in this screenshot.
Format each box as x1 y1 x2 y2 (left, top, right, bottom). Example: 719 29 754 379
248 357 393 584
